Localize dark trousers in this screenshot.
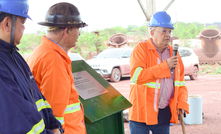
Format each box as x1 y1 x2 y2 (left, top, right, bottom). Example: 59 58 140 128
129 105 171 134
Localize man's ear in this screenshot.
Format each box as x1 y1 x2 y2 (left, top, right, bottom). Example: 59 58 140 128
64 28 69 36
1 17 11 33
150 29 154 37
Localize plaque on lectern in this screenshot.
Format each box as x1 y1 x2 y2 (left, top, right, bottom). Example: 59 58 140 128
72 70 108 100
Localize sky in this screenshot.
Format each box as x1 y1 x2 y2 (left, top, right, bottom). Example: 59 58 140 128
24 0 221 33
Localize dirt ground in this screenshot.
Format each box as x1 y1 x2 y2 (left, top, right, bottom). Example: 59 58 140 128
109 74 221 134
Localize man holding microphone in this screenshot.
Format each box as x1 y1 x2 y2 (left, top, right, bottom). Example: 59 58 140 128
129 11 189 134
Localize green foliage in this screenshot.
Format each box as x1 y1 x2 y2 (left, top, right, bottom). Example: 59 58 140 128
198 69 202 74
127 25 138 33
126 25 147 35
125 24 148 46
205 25 218 29
18 24 148 56
177 39 192 47
199 65 221 75
173 22 204 39
98 26 127 41
207 72 217 75
18 30 46 54
216 67 221 74
71 32 106 58
18 21 221 60
173 22 219 41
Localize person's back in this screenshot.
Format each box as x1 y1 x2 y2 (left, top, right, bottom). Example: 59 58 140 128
0 0 63 133
27 2 87 134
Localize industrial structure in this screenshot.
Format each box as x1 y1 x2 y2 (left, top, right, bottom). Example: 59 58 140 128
194 29 221 65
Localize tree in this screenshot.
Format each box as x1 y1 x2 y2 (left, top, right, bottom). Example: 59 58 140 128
71 32 106 59
18 29 46 54
98 26 128 41
173 22 204 39
18 22 220 57
205 25 218 29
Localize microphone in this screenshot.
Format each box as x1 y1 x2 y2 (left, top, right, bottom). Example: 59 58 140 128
171 43 179 73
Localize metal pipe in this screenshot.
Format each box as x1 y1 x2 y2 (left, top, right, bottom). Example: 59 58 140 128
163 0 175 11
137 0 150 21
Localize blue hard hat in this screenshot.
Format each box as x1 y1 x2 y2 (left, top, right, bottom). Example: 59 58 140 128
149 11 174 29
0 0 31 19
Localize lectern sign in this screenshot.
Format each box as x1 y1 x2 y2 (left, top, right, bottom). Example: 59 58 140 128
71 60 132 133
72 70 109 100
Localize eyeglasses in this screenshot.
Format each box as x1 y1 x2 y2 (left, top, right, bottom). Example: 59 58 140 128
154 29 172 35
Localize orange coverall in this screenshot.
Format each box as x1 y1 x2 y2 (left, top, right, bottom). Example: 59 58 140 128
27 36 86 134
129 38 189 125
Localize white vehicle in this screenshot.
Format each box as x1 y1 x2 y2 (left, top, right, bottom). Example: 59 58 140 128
68 53 85 61
179 47 199 80
86 47 133 82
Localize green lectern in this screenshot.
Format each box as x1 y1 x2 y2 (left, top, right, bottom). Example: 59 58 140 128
71 60 132 134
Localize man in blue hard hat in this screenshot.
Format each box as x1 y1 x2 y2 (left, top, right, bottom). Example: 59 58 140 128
0 0 63 133
129 11 189 134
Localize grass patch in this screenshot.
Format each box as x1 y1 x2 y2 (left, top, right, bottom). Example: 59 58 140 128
199 64 221 75
216 67 221 74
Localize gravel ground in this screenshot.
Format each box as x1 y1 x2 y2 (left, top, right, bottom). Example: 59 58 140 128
110 75 221 134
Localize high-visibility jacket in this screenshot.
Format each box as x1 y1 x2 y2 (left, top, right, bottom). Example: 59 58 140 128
0 39 63 133
129 38 189 125
27 36 86 134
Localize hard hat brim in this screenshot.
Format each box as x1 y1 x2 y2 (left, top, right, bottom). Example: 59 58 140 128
37 22 88 28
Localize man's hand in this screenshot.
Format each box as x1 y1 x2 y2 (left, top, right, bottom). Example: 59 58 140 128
166 56 179 70
177 109 186 117
51 128 61 134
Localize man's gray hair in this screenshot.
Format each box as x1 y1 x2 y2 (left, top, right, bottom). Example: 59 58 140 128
149 26 157 30
149 26 157 38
